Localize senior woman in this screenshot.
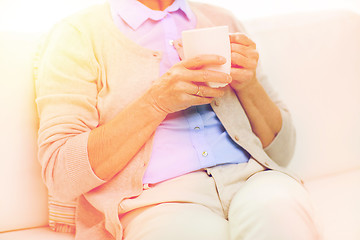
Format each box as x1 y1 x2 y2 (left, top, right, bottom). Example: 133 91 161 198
36 0 320 239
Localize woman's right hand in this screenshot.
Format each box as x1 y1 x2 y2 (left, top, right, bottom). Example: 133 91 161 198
148 55 232 114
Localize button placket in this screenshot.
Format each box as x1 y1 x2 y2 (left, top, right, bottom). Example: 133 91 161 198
184 107 215 166
162 13 180 67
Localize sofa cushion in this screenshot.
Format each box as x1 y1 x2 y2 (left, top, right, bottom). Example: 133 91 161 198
304 168 360 240
244 10 360 180
0 227 74 240
0 32 48 232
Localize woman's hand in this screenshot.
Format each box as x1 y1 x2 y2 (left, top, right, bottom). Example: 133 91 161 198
229 33 260 93
228 33 282 148
149 55 232 114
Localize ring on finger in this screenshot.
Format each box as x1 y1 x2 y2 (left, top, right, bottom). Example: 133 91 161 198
196 85 201 96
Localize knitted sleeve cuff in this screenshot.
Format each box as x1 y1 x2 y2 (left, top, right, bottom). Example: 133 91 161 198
264 108 296 167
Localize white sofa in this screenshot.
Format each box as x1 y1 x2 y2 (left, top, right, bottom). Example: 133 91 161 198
1 10 360 240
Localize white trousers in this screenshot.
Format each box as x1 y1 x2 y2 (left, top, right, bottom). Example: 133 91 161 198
118 158 321 240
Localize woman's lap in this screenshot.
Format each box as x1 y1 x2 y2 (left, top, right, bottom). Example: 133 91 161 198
121 202 229 240
119 163 320 240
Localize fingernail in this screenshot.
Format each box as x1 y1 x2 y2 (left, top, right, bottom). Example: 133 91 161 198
227 75 232 82
219 56 226 63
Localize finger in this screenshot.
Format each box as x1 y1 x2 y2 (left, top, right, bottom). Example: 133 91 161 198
229 33 256 48
192 85 225 98
186 69 232 84
188 95 215 106
231 52 257 69
182 55 226 70
231 43 260 60
181 81 201 95
176 81 225 99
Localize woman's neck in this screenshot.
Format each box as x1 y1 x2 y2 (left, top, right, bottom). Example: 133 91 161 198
137 0 175 10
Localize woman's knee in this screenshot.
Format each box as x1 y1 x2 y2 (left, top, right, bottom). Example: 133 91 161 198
228 170 320 240
230 170 312 213
122 202 229 240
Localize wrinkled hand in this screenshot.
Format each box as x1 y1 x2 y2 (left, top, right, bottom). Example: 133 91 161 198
149 55 232 114
229 33 260 92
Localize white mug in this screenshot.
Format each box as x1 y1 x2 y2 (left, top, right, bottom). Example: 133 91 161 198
182 26 231 88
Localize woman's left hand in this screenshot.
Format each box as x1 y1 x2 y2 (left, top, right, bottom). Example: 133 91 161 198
229 33 260 92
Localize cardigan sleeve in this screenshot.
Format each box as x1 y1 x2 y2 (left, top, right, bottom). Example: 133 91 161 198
228 12 296 166
256 64 296 167
35 21 106 202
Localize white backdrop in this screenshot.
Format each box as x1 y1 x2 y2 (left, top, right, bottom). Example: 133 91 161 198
1 0 360 32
